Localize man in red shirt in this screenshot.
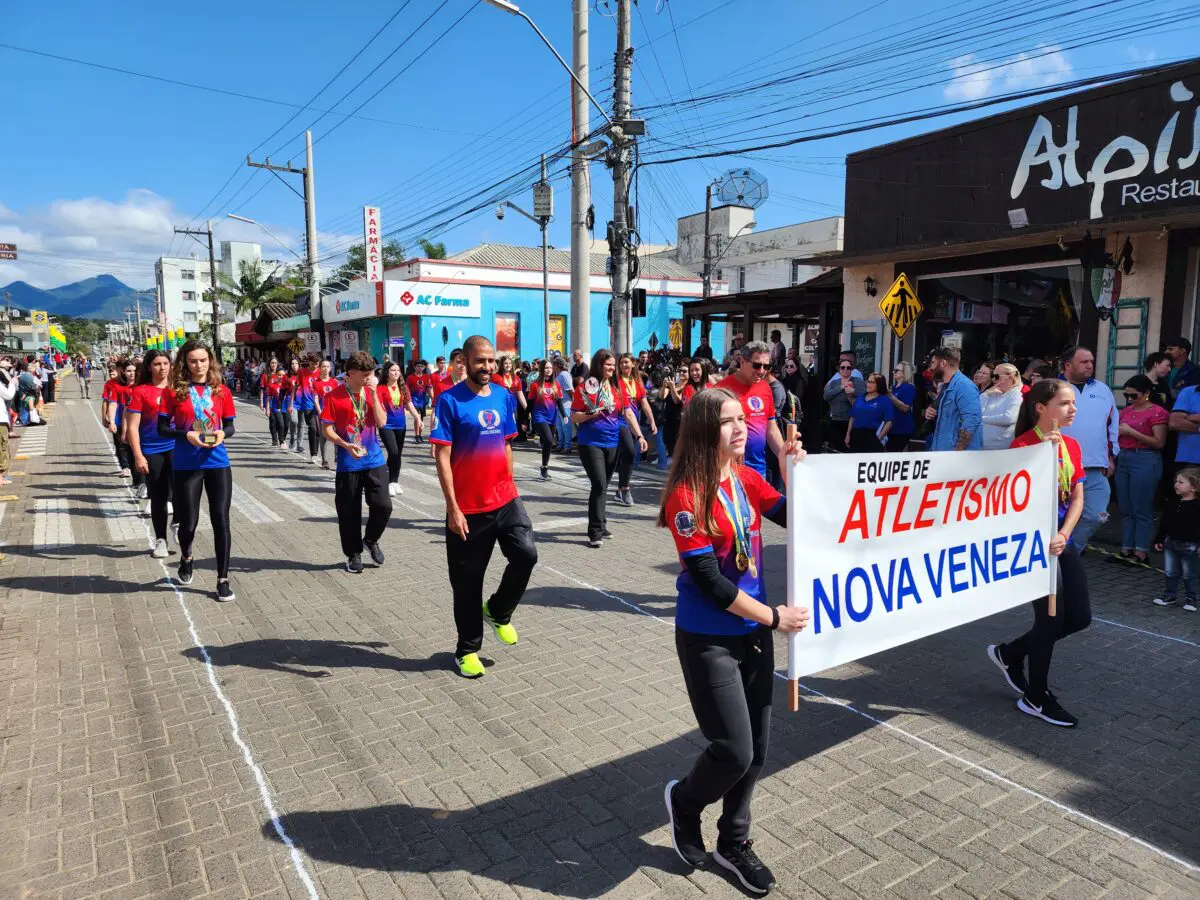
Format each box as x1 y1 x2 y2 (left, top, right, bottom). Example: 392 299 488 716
717 341 783 480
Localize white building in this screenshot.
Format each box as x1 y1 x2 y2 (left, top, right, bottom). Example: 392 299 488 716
155 241 264 335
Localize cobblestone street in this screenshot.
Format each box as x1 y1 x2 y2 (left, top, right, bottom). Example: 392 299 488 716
1 389 1197 899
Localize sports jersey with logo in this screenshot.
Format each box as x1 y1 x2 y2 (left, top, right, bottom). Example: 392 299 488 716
571 381 627 448
160 384 236 470
126 384 173 455
321 385 385 472
377 382 411 430
295 367 317 411
528 381 562 425
430 381 518 515
717 374 776 477
615 376 646 429
1010 429 1085 524
406 373 429 408
312 377 338 410
263 372 289 413
665 465 783 635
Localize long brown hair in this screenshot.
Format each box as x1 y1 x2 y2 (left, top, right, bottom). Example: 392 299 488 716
171 340 223 401
1015 378 1069 435
657 388 737 537
589 348 616 384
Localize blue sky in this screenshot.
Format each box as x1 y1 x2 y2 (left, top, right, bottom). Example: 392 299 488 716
2 0 1198 290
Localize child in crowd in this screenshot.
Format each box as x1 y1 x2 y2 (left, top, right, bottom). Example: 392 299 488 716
1153 467 1200 611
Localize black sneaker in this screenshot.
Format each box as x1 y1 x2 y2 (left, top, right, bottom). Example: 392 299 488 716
1017 691 1078 727
363 540 385 566
587 538 601 549
713 840 775 895
601 528 613 539
986 644 1028 695
346 554 363 574
664 781 706 868
216 580 235 602
177 557 194 585
539 466 549 481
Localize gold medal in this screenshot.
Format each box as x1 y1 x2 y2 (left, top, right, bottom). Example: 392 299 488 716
736 552 749 573
748 558 758 579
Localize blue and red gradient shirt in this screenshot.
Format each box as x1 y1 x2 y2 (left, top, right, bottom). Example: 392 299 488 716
312 376 338 412
126 384 173 456
294 367 317 411
717 374 776 478
104 379 133 429
377 382 411 430
321 385 385 473
571 381 628 448
615 376 646 430
430 381 519 515
159 384 236 471
528 380 562 425
406 373 429 409
263 372 290 413
665 465 784 635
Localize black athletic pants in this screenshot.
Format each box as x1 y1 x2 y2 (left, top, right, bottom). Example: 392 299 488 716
334 464 391 557
579 443 618 541
887 434 911 453
268 409 287 446
615 425 638 490
673 626 774 845
301 407 319 456
999 544 1091 702
114 432 144 486
145 450 175 540
174 467 233 579
533 421 555 467
379 427 407 483
445 498 536 657
849 428 885 453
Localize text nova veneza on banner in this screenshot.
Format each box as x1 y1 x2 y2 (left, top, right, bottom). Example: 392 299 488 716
785 443 1058 679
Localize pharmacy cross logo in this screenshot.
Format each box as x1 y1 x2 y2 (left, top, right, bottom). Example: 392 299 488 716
400 291 415 306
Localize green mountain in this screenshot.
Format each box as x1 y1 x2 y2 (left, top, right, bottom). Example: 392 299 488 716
0 275 152 322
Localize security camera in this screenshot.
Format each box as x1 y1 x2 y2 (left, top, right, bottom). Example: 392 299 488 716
495 205 505 220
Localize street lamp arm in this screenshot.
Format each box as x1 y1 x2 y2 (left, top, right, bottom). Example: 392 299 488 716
711 222 755 272
500 200 542 225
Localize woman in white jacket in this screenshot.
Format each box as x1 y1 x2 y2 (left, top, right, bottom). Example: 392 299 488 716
980 362 1024 449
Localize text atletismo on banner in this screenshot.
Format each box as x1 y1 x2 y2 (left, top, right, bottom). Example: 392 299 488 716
786 444 1057 680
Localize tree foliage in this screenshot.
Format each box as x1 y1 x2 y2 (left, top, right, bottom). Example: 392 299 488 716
217 258 298 317
326 240 406 287
418 239 447 259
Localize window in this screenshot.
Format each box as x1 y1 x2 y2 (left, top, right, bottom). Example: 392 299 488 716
790 259 803 286
737 266 746 292
181 270 195 280
183 312 197 324
495 313 519 355
182 291 196 302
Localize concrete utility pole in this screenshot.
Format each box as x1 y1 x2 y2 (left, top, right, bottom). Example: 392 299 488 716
608 0 633 354
174 223 222 358
247 129 318 316
702 183 713 300
571 0 591 358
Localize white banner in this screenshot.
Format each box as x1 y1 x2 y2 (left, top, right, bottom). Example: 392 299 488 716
364 206 383 283
786 444 1057 679
340 330 359 355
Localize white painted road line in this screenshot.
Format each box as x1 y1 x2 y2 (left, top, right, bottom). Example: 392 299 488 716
261 477 337 518
33 498 74 549
17 427 49 458
231 483 284 525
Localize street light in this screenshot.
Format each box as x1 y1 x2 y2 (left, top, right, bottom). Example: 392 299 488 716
479 0 613 130
496 153 553 358
225 214 306 263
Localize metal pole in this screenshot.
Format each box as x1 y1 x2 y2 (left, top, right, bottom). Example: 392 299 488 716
304 130 319 316
609 0 632 354
540 155 551 358
570 0 591 358
206 223 221 360
702 183 712 301
134 292 143 348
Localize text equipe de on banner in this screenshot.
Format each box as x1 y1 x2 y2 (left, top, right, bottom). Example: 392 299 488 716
785 443 1057 680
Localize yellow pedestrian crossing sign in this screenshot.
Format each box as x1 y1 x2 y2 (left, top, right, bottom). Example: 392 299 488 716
878 274 922 339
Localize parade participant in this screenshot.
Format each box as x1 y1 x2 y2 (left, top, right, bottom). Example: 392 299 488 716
114 359 140 488
321 351 391 573
76 356 92 399
102 361 128 476
285 358 304 452
158 341 238 602
125 350 176 557
845 372 893 452
295 353 320 462
430 349 467 437
660 388 809 892
431 336 535 679
405 359 431 443
717 342 784 479
614 352 657 506
312 359 338 468
495 355 528 441
987 379 1090 727
572 349 646 548
377 361 422 497
260 359 288 448
527 358 562 480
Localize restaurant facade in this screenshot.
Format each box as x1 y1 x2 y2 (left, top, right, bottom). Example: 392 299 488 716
833 58 1200 389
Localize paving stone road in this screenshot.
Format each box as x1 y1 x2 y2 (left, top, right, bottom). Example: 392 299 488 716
1 377 1197 899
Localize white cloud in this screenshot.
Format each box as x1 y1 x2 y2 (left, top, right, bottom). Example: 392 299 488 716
945 45 1074 102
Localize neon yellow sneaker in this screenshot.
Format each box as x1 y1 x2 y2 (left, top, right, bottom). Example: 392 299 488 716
455 652 485 679
483 602 518 646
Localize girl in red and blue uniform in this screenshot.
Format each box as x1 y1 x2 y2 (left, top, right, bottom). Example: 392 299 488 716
527 359 562 480
377 362 423 496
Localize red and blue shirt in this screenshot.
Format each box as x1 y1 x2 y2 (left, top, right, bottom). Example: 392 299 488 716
1010 429 1085 525
430 381 519 515
312 377 338 411
406 374 429 408
126 384 173 456
572 381 627 448
665 465 783 635
321 385 385 472
262 372 289 413
616 376 646 429
160 384 236 471
294 367 317 411
717 374 776 477
377 382 411 430
528 381 562 425
104 379 133 428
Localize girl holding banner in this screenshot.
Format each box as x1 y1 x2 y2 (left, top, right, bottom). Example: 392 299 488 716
659 388 808 895
987 379 1092 728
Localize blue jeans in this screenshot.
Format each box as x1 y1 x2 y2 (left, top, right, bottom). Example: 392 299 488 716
555 403 570 450
1162 540 1198 600
654 427 671 469
1070 467 1111 550
1114 450 1161 552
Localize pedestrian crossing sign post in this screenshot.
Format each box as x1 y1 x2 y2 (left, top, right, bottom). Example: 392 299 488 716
878 273 922 340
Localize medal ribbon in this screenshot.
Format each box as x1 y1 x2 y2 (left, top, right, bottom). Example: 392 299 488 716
716 473 753 570
189 384 218 433
348 388 367 442
1034 426 1073 508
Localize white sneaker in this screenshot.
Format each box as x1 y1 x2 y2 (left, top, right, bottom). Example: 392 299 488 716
167 501 173 515
142 500 152 517
388 482 397 497
171 523 180 545
135 483 148 500
310 455 319 465
395 482 403 495
151 539 168 559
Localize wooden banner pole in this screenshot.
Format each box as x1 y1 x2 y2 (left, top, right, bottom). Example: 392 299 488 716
785 422 800 713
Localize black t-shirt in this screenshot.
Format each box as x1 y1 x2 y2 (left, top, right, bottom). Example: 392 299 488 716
570 362 588 383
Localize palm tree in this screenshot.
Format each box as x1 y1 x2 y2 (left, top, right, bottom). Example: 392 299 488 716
418 238 447 259
217 258 298 317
